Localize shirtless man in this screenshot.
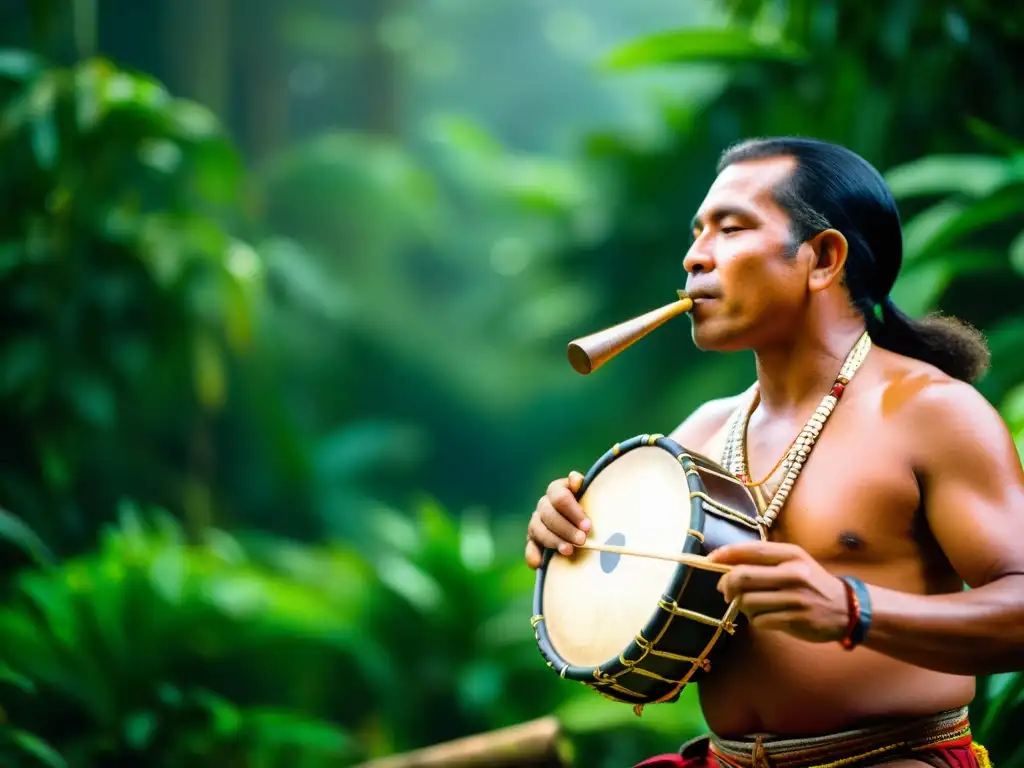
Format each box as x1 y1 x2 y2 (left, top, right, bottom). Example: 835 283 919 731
524 137 1024 768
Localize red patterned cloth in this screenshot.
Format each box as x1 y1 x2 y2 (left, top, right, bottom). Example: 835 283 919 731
632 741 981 768
632 753 708 768
631 708 987 768
633 736 714 768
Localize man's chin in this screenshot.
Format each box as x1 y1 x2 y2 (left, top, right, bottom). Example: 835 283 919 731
690 324 748 353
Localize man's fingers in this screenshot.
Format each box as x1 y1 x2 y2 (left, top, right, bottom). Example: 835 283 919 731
718 564 808 601
708 541 806 565
568 471 584 493
528 514 574 556
547 482 590 532
748 609 804 632
736 590 805 618
539 497 587 546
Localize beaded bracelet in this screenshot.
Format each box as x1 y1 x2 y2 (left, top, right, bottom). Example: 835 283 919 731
839 576 873 650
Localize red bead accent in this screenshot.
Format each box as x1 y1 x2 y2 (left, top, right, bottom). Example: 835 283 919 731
831 382 846 398
840 579 860 651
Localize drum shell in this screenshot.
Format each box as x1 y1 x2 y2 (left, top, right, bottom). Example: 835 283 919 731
532 435 762 707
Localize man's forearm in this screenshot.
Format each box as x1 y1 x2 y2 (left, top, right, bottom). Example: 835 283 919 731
860 574 1024 676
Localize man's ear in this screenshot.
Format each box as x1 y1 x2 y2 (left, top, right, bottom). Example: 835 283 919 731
806 228 848 294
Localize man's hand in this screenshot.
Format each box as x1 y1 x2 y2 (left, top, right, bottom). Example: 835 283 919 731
525 472 592 569
708 541 850 643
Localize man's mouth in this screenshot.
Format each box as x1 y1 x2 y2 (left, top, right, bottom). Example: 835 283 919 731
685 289 720 303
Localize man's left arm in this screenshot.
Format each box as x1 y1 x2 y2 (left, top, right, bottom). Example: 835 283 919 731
710 381 1024 676
854 382 1024 675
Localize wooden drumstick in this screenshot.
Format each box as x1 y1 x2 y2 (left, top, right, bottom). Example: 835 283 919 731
577 541 733 574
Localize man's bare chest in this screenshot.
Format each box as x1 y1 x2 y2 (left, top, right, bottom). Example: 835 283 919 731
739 421 924 565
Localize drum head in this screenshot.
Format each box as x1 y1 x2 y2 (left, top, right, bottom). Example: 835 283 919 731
541 444 694 668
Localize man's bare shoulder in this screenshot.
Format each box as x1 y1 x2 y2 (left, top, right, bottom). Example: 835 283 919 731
668 390 751 448
874 352 1016 471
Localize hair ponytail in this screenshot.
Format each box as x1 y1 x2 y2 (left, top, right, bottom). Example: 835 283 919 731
860 297 990 383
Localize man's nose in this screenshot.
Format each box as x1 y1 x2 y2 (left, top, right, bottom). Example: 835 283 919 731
683 241 714 275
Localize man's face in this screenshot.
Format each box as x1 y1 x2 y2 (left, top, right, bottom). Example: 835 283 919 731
684 156 812 352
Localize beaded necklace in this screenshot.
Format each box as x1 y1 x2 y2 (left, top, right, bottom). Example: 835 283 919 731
721 331 873 529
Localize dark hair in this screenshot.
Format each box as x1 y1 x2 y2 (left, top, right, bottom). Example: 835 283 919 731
717 137 990 383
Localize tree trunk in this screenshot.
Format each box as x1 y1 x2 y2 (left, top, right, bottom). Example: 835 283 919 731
362 0 400 135
162 0 232 119
237 0 288 160
353 716 572 768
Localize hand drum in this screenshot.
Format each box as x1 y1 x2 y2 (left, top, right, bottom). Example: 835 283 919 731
531 434 763 710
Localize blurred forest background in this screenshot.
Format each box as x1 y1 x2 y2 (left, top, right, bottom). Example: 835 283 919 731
0 0 1023 766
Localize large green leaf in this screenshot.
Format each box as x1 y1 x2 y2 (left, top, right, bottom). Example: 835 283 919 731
603 28 807 71
967 118 1024 156
0 506 55 568
901 191 1024 262
0 661 35 692
1009 229 1024 276
891 249 1007 317
1 730 68 768
1004 385 1024 461
885 154 1015 199
976 672 1024 766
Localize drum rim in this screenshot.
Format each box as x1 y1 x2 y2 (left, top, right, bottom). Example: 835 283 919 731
531 433 707 695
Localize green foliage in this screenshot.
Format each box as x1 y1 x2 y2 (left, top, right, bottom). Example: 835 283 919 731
972 672 1024 768
251 117 606 413
0 504 360 767
2 0 1024 766
0 51 261 554
0 500 705 767
239 115 620 540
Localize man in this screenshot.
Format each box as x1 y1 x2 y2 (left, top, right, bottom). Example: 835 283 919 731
524 137 1024 768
